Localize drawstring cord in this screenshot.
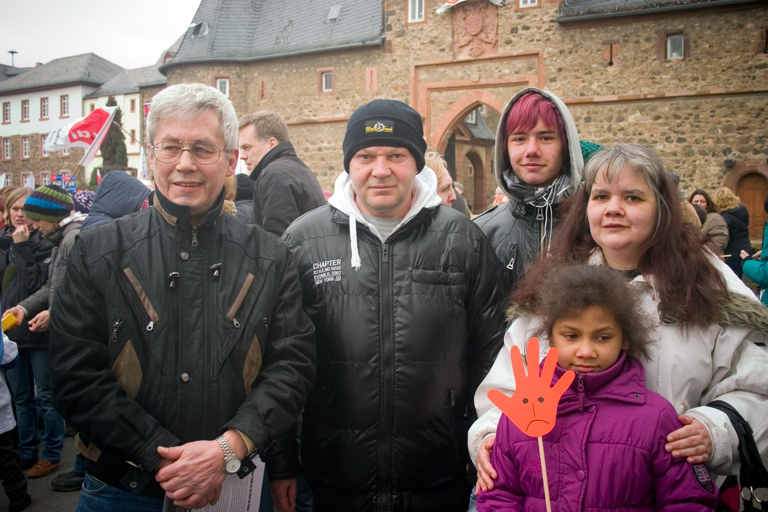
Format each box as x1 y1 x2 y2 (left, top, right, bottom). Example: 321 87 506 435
349 214 361 271
533 185 568 254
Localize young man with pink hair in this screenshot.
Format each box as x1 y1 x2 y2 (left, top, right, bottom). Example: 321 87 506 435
473 88 586 293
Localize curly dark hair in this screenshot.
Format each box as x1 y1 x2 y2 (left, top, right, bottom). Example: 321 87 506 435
529 264 654 362
688 189 718 214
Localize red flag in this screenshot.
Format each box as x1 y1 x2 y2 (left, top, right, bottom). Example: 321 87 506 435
44 107 117 168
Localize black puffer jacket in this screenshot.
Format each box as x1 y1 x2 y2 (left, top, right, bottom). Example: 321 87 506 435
722 204 753 276
0 227 52 349
49 190 317 497
284 196 505 511
250 141 326 236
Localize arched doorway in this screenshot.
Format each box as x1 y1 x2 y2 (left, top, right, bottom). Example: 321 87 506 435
723 159 768 242
736 173 768 241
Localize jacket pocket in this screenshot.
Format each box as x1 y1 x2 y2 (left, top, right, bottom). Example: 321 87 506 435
226 273 255 328
410 267 467 287
122 268 160 331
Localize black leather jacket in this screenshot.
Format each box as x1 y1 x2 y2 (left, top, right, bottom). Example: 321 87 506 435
49 190 317 497
284 204 505 511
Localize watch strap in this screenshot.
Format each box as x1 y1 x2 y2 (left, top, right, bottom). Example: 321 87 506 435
216 435 236 463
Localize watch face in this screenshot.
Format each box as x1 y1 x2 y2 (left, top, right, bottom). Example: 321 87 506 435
225 457 241 474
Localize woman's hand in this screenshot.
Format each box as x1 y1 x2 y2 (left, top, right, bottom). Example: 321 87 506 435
11 224 29 244
665 415 712 464
475 434 498 494
740 250 752 260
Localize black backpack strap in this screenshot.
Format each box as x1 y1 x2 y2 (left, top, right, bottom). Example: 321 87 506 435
708 400 768 510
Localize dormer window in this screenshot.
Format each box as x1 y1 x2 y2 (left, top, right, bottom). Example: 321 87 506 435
191 22 209 38
327 5 341 22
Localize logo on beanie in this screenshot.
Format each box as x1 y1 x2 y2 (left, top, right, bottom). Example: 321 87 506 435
365 120 393 134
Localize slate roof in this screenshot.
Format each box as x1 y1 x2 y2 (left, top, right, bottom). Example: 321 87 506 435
161 0 384 73
84 65 166 99
0 64 30 84
0 53 123 95
558 0 762 21
465 110 495 142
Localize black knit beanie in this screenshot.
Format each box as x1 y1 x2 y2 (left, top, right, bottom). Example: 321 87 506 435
343 99 427 173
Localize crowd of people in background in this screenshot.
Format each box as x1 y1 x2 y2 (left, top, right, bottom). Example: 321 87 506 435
0 83 761 512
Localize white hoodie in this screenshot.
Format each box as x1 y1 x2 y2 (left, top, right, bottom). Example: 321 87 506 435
328 166 442 270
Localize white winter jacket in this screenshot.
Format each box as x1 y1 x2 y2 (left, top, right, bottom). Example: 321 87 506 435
469 249 768 476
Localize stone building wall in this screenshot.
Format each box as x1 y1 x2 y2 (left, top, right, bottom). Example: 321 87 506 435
160 0 768 199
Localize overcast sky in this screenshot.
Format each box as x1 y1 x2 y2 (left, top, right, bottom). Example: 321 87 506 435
1 1 202 70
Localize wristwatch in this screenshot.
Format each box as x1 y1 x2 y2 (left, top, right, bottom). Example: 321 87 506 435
216 435 242 474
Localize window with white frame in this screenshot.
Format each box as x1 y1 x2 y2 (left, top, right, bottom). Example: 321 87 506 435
21 173 32 187
666 34 684 60
465 110 477 124
408 0 424 22
41 135 49 157
322 71 333 93
60 147 69 157
21 100 29 121
21 137 29 159
2 102 9 123
61 95 69 117
479 104 487 116
40 172 50 185
216 78 230 98
2 138 10 160
520 0 537 6
41 97 49 119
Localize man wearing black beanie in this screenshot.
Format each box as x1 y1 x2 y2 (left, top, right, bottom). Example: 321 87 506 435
279 99 506 511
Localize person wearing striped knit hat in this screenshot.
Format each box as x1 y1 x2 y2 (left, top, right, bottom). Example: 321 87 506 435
5 185 78 480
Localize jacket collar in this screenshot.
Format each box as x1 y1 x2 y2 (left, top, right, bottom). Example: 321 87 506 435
249 141 296 181
153 188 225 249
554 352 646 413
327 165 441 270
45 212 86 246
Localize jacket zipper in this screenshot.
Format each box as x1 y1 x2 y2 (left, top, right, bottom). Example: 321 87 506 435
577 375 585 411
378 243 394 511
191 227 198 247
506 246 518 271
123 268 160 331
110 318 124 343
226 273 255 328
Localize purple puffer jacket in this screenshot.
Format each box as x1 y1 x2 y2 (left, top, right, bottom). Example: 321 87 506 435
477 352 719 512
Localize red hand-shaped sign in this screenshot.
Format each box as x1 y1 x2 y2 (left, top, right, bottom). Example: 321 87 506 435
488 337 574 437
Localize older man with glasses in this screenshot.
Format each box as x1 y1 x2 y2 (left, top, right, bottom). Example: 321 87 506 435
48 83 317 512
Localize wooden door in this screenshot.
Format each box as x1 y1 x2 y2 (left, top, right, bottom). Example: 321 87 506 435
736 173 768 241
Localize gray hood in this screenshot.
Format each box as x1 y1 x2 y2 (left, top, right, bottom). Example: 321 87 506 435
494 87 584 205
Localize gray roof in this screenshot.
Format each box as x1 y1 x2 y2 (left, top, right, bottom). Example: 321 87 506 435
465 110 495 141
84 65 166 99
161 0 384 73
0 53 123 95
558 0 763 21
0 64 30 84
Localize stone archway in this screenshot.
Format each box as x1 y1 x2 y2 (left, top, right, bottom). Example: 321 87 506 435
431 91 506 153
723 159 768 241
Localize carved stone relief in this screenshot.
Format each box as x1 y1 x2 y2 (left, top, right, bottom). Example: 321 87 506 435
453 0 498 60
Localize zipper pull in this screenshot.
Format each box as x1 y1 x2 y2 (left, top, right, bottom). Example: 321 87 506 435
382 245 389 263
191 227 198 247
210 263 222 280
233 318 240 328
449 389 455 406
262 317 269 331
577 376 585 410
110 318 123 343
506 246 518 271
168 272 179 289
146 321 154 332
535 207 544 221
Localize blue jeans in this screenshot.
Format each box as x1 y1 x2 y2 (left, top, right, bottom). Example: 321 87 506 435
76 474 163 512
6 347 65 462
467 488 477 512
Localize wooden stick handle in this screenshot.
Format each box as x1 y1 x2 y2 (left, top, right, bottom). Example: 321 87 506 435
538 436 552 512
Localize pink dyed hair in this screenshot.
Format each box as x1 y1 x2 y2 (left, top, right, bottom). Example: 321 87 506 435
504 92 566 148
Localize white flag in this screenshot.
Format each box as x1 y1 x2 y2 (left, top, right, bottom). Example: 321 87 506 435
44 107 117 168
24 173 35 190
138 146 149 181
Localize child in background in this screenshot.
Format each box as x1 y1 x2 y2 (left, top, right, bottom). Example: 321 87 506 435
0 330 31 511
477 265 719 511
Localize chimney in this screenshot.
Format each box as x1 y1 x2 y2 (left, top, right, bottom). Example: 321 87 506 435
35 62 42 67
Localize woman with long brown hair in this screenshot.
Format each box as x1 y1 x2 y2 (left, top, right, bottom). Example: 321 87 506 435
689 188 729 254
469 144 768 496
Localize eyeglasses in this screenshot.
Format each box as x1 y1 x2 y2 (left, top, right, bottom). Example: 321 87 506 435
151 141 225 164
